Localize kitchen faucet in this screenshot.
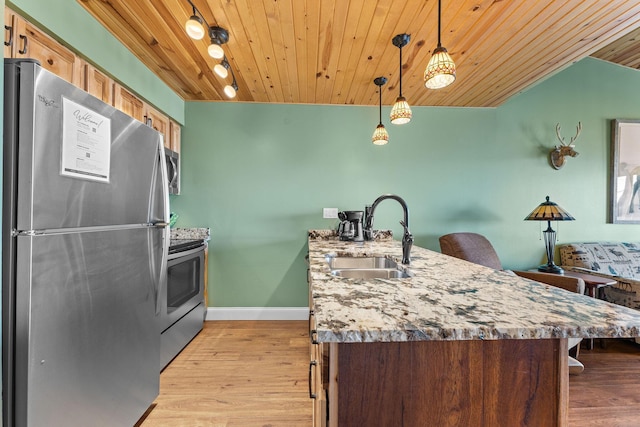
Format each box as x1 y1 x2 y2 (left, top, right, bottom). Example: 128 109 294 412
363 194 413 264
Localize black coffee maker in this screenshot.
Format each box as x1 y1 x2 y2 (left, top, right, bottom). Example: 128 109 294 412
337 211 364 242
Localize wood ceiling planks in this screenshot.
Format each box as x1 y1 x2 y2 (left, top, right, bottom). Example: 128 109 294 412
77 0 640 106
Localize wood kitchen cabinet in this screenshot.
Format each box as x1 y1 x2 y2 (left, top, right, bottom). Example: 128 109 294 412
310 332 328 426
5 7 82 86
169 120 181 152
4 7 13 58
204 244 209 307
315 339 566 427
143 102 170 146
84 63 113 105
308 263 328 427
113 83 172 146
5 6 182 167
113 83 145 122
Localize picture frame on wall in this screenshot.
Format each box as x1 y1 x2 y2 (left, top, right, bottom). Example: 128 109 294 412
610 119 640 224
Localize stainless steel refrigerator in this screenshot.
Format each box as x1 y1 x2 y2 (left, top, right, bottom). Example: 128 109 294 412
2 59 169 427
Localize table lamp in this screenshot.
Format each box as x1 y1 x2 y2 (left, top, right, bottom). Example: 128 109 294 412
524 196 574 274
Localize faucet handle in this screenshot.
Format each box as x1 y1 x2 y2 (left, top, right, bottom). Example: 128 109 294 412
399 220 411 235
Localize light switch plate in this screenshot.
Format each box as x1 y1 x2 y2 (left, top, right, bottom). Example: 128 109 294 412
323 208 338 219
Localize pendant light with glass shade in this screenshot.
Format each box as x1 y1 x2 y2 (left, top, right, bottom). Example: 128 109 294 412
424 0 456 89
390 34 412 125
372 77 389 145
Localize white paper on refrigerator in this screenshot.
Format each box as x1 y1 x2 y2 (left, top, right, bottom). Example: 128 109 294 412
61 97 111 182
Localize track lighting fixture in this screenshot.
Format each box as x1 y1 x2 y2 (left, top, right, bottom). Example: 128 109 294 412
208 26 229 59
424 0 456 89
185 6 205 40
390 33 412 125
214 59 230 79
223 80 238 99
184 0 239 99
372 77 389 146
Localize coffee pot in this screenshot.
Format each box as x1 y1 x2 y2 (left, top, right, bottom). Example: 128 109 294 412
337 210 364 242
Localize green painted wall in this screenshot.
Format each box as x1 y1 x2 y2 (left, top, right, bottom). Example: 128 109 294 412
173 57 640 308
5 0 640 310
7 0 184 123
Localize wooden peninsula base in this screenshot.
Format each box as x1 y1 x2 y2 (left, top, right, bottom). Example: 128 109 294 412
320 338 568 427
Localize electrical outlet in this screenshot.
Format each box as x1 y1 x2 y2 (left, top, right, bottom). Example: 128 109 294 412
323 208 338 219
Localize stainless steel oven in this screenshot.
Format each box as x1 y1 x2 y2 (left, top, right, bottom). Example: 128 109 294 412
160 241 206 370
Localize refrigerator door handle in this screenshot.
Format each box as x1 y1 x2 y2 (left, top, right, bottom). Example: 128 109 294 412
156 224 169 316
154 138 170 317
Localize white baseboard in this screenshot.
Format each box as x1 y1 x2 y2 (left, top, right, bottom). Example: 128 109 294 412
205 307 309 321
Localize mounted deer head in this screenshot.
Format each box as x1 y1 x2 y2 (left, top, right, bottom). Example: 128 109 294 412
550 122 581 169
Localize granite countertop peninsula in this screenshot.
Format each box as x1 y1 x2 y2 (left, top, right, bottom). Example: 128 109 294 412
308 230 640 343
170 227 211 241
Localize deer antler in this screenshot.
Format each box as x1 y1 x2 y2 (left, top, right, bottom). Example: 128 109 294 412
555 123 565 146
570 121 582 145
555 122 582 147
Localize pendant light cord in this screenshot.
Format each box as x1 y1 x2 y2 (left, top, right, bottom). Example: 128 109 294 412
399 45 403 97
378 85 383 125
187 0 210 29
437 0 442 48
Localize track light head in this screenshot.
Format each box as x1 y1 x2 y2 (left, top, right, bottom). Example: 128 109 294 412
214 59 230 78
207 26 229 59
223 81 238 99
185 14 205 40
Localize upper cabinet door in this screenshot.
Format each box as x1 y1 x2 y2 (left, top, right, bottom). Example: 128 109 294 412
113 83 145 122
169 120 181 153
143 103 170 146
4 7 14 58
85 63 114 105
11 11 82 86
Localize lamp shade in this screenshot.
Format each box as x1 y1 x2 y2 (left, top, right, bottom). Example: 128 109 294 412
424 46 456 89
372 124 389 145
223 84 237 99
185 15 205 40
213 62 229 78
390 96 412 125
524 196 575 221
524 196 574 274
208 43 225 59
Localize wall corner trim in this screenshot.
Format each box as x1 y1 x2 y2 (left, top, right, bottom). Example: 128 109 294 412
205 307 309 321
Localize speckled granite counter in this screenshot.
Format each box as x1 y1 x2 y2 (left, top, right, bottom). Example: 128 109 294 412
170 227 211 241
308 230 640 343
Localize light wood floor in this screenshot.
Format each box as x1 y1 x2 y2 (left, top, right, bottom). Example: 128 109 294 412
137 321 312 427
138 321 640 426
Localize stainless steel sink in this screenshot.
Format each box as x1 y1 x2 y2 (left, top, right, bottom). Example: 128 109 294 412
330 268 412 279
324 254 412 279
325 254 397 269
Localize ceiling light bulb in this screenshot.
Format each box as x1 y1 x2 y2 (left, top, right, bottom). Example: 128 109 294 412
390 96 412 125
185 15 205 40
213 63 229 79
223 84 237 99
424 46 456 89
372 124 389 145
208 43 224 59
